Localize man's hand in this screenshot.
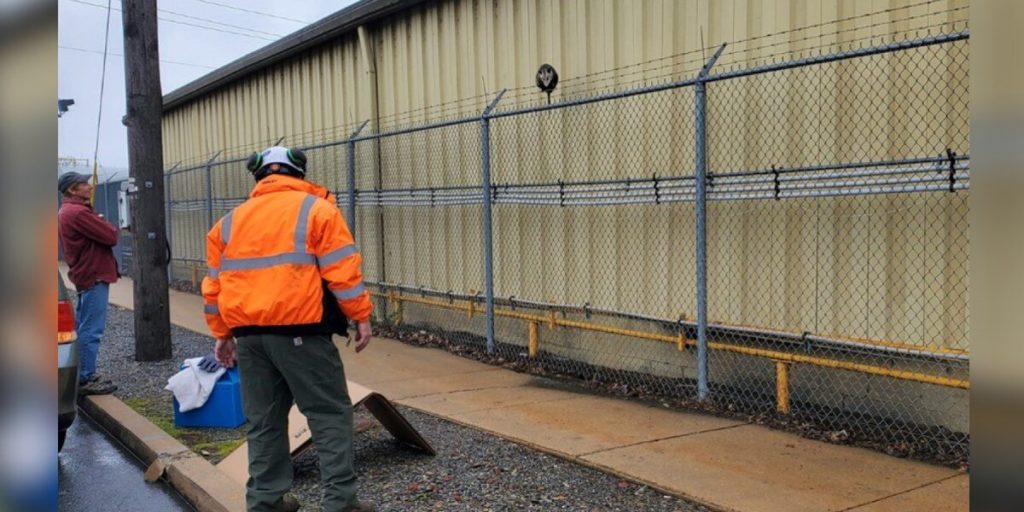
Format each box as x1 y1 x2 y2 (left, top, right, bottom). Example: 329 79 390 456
354 321 372 353
214 337 237 367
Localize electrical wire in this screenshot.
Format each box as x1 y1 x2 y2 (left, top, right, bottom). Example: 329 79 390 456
59 44 215 69
66 0 277 41
187 0 311 25
89 0 113 203
155 5 285 38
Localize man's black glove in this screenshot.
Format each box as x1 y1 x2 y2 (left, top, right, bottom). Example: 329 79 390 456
197 353 221 372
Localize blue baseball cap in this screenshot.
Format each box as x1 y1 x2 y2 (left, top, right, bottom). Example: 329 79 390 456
58 172 90 194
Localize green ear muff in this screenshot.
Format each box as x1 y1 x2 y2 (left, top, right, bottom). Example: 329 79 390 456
246 152 263 172
287 148 307 170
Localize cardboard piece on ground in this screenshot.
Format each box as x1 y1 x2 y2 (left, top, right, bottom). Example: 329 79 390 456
348 381 435 456
217 406 311 486
217 380 434 486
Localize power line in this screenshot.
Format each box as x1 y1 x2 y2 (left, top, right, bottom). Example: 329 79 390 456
59 44 215 69
90 0 113 199
186 0 311 25
71 0 281 39
153 5 285 38
66 0 277 41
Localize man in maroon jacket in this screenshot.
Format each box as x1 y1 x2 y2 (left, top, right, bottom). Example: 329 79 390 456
58 172 118 395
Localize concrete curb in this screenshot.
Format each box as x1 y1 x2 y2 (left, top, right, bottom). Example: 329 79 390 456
80 395 246 512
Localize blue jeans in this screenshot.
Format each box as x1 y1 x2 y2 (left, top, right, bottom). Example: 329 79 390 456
75 282 110 384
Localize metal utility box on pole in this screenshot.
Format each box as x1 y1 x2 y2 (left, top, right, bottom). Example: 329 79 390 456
122 0 171 361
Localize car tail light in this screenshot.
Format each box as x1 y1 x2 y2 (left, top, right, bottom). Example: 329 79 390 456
58 300 76 344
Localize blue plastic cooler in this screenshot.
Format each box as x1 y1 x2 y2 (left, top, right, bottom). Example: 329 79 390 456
173 366 246 428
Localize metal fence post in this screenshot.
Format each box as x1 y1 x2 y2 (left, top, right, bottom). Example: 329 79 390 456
481 90 507 354
164 161 181 282
347 120 371 233
204 150 223 229
695 44 726 402
102 177 113 220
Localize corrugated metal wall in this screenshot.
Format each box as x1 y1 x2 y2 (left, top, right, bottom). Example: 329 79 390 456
164 0 968 161
160 0 969 351
162 33 371 165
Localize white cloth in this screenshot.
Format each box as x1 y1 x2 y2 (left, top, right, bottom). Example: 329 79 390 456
164 357 226 412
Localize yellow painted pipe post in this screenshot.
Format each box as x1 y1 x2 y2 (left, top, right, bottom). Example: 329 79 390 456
468 291 476 319
528 321 539 358
677 314 687 351
191 263 198 290
387 290 400 325
547 308 556 330
775 361 791 415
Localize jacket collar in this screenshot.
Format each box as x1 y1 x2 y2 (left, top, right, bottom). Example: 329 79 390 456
250 174 331 200
61 195 93 209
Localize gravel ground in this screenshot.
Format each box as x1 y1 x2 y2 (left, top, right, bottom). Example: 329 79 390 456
100 305 705 511
292 407 706 512
100 305 247 462
377 325 969 469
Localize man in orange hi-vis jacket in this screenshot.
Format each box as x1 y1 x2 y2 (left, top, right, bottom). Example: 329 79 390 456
202 146 374 512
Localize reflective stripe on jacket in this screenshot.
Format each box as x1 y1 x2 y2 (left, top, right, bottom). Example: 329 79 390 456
201 174 372 339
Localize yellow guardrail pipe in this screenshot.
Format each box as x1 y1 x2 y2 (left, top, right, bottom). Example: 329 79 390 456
370 292 969 390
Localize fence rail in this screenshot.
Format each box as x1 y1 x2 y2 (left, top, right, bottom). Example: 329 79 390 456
145 30 971 462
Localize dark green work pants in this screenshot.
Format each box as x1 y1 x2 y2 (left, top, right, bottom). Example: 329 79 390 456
236 333 356 512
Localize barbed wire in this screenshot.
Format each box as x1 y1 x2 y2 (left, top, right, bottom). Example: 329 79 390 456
164 6 968 169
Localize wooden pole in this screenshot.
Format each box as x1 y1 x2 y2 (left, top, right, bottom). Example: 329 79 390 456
122 0 171 361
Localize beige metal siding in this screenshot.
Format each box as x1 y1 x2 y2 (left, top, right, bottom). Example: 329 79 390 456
164 0 968 159
160 0 968 352
163 34 371 165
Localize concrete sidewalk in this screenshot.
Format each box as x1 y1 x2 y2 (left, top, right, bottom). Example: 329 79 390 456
107 278 967 512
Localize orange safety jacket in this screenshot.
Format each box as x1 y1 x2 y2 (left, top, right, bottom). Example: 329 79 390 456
201 174 373 340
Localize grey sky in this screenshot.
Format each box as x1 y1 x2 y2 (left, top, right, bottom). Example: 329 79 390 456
58 0 358 169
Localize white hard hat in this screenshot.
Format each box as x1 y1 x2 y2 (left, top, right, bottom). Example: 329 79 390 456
246 146 307 178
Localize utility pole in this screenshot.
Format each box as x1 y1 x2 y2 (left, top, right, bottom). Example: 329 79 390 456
122 0 171 361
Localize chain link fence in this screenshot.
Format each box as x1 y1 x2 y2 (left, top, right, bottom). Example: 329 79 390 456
150 29 970 464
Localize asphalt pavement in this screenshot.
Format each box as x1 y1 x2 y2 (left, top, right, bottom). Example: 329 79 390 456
57 410 193 511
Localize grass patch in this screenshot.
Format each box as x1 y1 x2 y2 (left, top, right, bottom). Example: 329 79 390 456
194 438 246 458
121 395 245 464
122 396 152 411
123 396 190 442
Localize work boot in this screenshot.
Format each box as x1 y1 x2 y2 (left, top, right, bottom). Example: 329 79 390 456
78 379 117 396
281 494 301 512
341 502 375 512
87 374 114 385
